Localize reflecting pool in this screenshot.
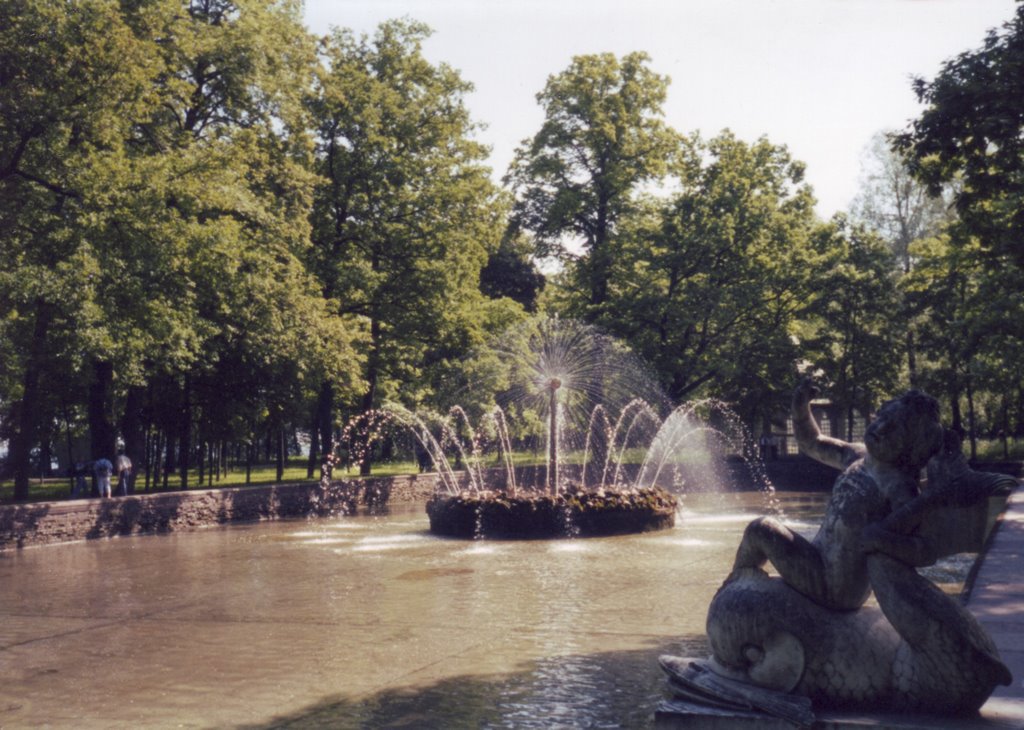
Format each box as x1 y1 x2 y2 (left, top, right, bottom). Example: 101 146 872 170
0 491 943 728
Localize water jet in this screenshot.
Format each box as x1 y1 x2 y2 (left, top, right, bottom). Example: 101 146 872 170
377 317 772 539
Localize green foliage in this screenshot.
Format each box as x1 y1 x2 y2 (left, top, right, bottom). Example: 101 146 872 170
0 0 363 495
895 4 1024 269
479 231 546 312
606 132 818 421
850 130 953 275
307 19 511 472
506 52 680 311
6 3 1023 502
802 215 904 424
901 232 1024 449
893 4 1024 449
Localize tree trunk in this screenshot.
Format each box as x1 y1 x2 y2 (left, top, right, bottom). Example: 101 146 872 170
276 425 285 482
11 301 52 500
1016 385 1024 439
950 390 963 437
905 330 918 388
306 409 319 479
359 321 381 477
144 428 154 490
308 380 335 479
588 198 610 311
62 399 75 493
39 437 53 479
121 385 146 493
179 376 191 490
966 369 978 461
1001 395 1010 460
197 436 206 487
88 359 116 464
162 431 173 489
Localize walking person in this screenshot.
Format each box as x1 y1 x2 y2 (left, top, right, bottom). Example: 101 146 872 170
116 451 133 496
94 457 114 498
71 461 89 498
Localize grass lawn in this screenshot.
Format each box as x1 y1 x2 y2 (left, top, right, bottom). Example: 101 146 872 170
0 457 426 505
0 449 584 504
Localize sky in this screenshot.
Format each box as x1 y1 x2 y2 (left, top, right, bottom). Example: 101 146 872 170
302 0 1019 218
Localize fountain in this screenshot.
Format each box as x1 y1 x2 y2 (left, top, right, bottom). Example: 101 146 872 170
332 317 771 539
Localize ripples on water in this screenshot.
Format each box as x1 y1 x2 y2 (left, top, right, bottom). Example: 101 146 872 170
1 491 979 728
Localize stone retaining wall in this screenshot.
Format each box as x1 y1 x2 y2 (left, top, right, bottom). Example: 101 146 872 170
0 458 854 551
0 473 440 551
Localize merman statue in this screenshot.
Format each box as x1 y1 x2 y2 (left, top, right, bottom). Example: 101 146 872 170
660 378 1015 725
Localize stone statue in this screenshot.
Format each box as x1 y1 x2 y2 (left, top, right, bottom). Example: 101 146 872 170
732 379 945 612
660 379 1015 725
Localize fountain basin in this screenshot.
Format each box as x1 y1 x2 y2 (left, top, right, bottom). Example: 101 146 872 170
426 486 678 539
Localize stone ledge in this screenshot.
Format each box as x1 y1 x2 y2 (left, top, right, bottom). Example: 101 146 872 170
0 472 440 550
655 697 1024 728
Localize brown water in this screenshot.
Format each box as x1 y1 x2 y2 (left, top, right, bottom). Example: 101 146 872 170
0 492 839 728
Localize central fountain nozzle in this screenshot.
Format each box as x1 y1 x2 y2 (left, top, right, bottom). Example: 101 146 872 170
547 377 561 495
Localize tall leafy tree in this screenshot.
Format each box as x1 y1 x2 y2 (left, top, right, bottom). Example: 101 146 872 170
309 20 505 473
895 3 1024 269
506 52 680 317
851 130 953 274
0 0 157 497
105 0 358 489
902 233 1024 457
608 132 817 420
1 0 363 497
850 130 955 385
802 216 904 436
479 232 546 313
895 4 1024 451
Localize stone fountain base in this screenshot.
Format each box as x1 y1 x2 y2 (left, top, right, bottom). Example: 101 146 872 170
425 486 677 539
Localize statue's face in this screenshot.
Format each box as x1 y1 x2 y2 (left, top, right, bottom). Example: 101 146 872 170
865 392 943 469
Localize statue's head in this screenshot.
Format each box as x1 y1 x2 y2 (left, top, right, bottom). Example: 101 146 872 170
864 390 943 470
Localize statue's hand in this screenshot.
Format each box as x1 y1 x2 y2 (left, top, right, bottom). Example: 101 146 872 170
861 520 938 566
792 377 819 412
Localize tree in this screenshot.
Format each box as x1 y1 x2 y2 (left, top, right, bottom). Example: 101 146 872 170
309 20 506 473
851 130 953 274
902 233 1024 458
479 232 546 312
607 131 818 422
506 52 680 316
850 130 956 385
895 3 1024 269
0 0 158 498
1 0 363 498
802 216 905 436
104 0 359 489
895 4 1024 453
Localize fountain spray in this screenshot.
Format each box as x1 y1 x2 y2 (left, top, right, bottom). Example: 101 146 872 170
547 377 561 495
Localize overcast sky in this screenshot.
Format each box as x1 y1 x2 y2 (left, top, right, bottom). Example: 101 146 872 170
303 0 1018 218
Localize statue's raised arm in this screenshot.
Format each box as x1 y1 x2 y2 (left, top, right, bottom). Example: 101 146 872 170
790 377 865 470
